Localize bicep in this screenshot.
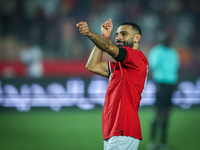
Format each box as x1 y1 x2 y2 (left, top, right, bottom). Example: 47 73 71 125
88 61 109 77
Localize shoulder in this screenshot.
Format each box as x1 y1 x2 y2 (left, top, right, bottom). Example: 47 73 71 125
122 46 141 54
170 47 178 53
169 47 179 57
150 45 164 53
122 46 148 65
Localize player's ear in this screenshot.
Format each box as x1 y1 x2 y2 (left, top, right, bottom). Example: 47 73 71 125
134 34 141 43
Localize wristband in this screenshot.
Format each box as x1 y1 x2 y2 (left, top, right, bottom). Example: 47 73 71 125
101 34 110 39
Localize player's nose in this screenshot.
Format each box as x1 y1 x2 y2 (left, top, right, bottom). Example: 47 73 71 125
116 34 122 41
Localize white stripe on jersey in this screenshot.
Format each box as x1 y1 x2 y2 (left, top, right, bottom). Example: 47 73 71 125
108 62 113 82
141 64 149 97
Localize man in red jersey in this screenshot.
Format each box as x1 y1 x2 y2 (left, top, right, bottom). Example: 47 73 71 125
77 18 149 150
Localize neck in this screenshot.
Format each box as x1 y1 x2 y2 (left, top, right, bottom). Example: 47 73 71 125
132 43 139 50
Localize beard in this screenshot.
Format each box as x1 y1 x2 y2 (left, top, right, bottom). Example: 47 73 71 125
116 40 134 48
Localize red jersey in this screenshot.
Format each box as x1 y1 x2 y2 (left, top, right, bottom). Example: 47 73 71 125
102 46 149 140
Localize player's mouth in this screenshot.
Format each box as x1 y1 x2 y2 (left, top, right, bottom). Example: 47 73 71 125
116 41 125 46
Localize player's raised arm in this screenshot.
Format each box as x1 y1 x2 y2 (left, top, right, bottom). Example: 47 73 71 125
76 19 118 77
76 19 119 59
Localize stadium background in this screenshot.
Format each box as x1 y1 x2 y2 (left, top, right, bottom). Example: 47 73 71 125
0 0 200 150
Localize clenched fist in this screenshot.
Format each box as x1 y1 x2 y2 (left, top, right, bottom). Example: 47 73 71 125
76 22 90 36
101 19 113 38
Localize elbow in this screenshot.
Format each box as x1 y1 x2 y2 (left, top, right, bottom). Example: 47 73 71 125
85 64 97 74
85 64 93 72
85 64 89 70
107 44 118 58
85 65 90 70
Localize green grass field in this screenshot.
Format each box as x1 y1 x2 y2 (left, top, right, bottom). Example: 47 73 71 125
0 106 200 150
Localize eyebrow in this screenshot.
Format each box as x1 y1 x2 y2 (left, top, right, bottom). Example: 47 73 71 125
115 31 129 36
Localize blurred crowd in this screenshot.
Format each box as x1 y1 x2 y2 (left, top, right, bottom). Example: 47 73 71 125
0 0 199 63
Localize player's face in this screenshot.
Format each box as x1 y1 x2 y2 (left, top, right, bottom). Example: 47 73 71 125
115 25 135 48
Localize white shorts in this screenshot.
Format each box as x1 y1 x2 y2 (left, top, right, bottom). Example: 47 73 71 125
103 136 140 150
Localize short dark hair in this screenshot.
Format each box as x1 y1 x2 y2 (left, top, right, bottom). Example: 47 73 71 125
119 22 141 35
